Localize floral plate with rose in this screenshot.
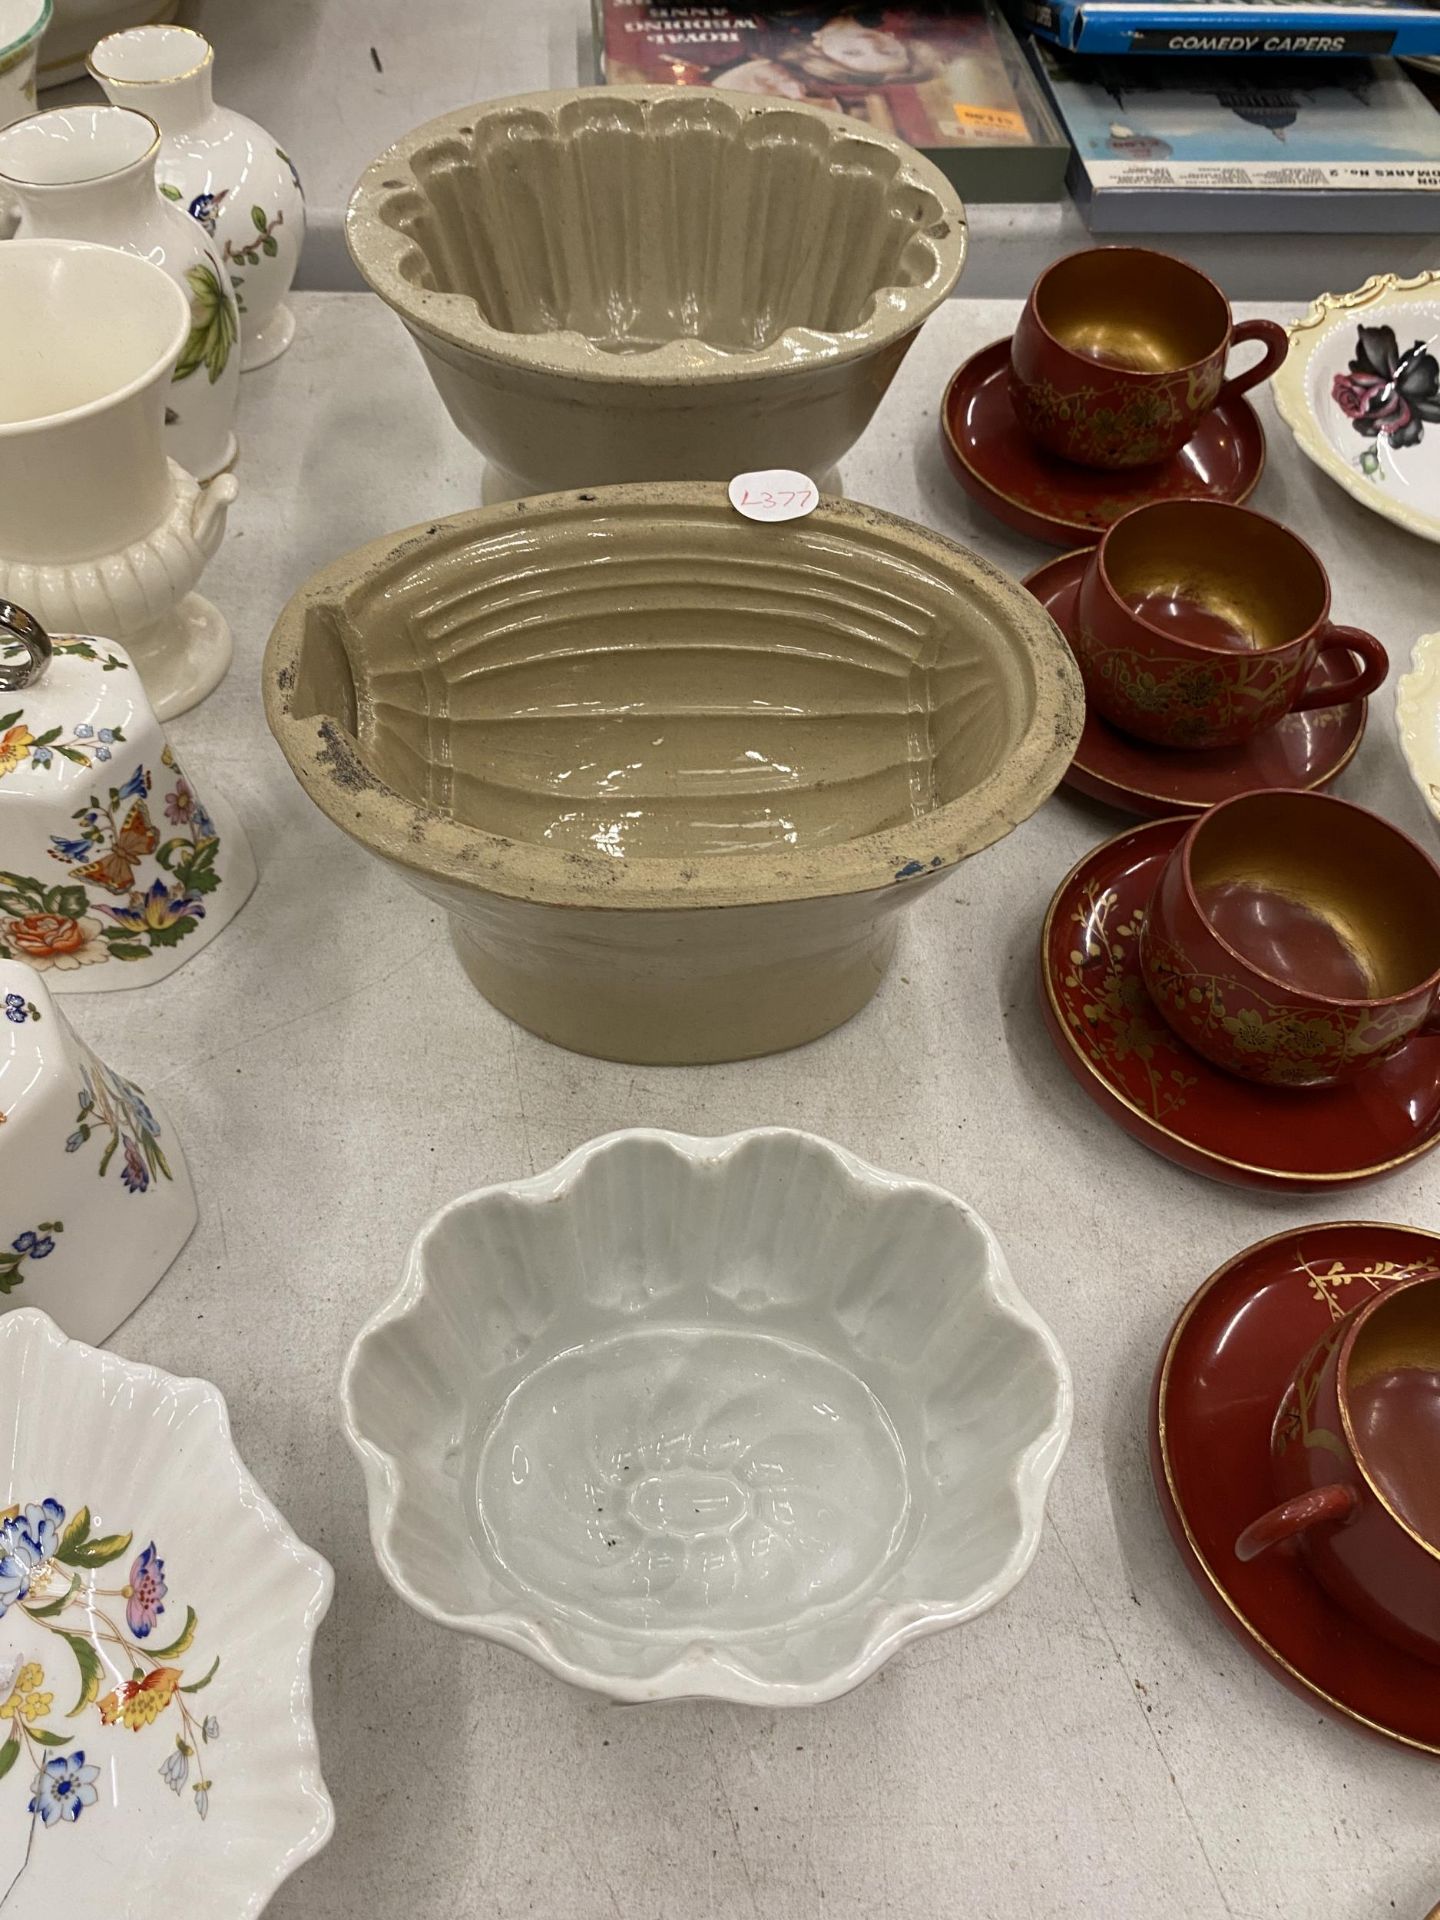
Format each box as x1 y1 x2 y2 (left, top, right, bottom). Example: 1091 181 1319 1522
0 1311 332 1918
1274 270 1440 546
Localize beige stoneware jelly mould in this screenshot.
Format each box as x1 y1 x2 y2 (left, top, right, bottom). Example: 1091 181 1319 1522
342 1128 1073 1707
262 485 1083 1065
346 86 967 497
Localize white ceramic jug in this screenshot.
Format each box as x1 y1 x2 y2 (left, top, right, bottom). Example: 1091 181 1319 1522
90 23 305 369
0 105 241 482
0 239 237 719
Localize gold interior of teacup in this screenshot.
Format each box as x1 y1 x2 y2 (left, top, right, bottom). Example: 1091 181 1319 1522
1103 502 1327 652
1035 249 1229 373
1345 1280 1440 1552
1188 793 1440 999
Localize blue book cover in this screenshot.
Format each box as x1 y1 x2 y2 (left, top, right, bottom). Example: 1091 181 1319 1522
1030 46 1440 229
1021 0 1440 57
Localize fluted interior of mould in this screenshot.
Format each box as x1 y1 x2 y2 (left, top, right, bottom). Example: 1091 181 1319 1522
385 95 949 353
312 510 1034 864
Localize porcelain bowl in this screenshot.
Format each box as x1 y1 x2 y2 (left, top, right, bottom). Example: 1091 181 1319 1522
262 485 1082 1064
346 86 967 498
342 1129 1072 1706
0 1309 332 1917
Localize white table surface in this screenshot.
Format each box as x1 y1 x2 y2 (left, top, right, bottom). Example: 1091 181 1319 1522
74 290 1440 1920
44 0 1440 300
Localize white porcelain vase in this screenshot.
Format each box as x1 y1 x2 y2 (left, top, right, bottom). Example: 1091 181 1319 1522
0 958 197 1342
90 23 304 370
0 239 236 720
0 0 48 127
37 0 174 88
0 105 241 482
0 609 256 990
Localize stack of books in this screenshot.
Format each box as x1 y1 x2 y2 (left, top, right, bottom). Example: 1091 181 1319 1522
594 1 1440 230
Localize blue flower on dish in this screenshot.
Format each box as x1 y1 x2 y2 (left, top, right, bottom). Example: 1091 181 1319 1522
29 1751 100 1826
120 1138 149 1195
160 1745 189 1793
98 879 205 936
49 835 95 864
118 765 150 802
3 991 28 1023
73 725 93 741
125 1542 167 1637
65 1129 85 1154
11 1230 55 1260
0 1497 64 1616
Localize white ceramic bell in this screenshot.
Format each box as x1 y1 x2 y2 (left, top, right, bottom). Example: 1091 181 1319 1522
0 956 197 1342
0 105 241 483
0 605 256 989
0 238 237 720
90 24 305 370
0 0 48 128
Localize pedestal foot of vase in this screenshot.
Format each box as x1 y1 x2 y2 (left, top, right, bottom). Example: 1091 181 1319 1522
240 300 296 371
127 592 233 719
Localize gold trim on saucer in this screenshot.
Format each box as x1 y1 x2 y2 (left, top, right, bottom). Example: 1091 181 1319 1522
1155 1222 1440 1758
1040 820 1440 1184
941 351 1264 538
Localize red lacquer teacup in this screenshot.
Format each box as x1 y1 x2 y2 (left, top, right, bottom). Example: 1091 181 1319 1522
1072 500 1388 751
1139 790 1440 1088
1010 247 1288 470
1235 1271 1440 1666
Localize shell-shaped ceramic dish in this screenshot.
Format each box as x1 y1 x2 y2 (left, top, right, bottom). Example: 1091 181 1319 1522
1397 630 1440 829
263 486 1081 1063
347 88 966 493
342 1128 1072 1705
1274 271 1440 545
0 1309 333 1917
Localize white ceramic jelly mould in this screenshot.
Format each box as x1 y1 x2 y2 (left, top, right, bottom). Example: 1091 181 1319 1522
342 1128 1072 1706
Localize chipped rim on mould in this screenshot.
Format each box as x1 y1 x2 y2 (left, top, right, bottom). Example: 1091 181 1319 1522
261 484 1084 915
1273 270 1440 547
345 86 968 388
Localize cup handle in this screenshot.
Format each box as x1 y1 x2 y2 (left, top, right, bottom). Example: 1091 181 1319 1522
1235 1482 1359 1562
1221 317 1289 403
1293 626 1389 710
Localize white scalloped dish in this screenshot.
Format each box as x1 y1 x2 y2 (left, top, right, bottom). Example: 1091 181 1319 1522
1397 631 1440 831
1274 271 1440 545
342 1129 1071 1706
0 1311 333 1917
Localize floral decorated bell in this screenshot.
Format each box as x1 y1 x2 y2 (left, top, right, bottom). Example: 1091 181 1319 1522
0 956 197 1341
0 605 255 989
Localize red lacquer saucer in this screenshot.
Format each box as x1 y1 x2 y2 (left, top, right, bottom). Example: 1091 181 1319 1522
1153 1222 1440 1754
940 339 1267 546
1039 817 1440 1190
1024 549 1367 816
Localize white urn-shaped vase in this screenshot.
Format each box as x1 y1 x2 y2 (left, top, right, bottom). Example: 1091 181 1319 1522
0 239 237 719
0 104 241 482
90 23 305 370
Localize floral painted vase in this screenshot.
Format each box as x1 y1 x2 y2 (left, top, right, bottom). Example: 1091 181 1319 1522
0 619 256 992
0 955 197 1341
0 105 240 484
90 23 304 370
